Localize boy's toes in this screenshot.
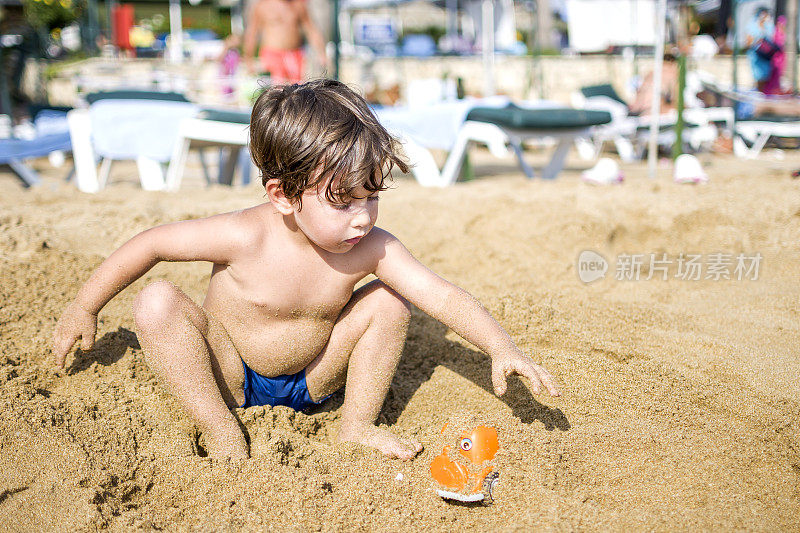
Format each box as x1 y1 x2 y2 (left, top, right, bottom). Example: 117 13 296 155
402 438 423 455
386 440 418 461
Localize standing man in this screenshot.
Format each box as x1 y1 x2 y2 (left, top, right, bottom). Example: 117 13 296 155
243 0 328 84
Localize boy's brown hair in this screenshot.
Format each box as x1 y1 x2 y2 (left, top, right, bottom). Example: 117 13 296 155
250 79 408 207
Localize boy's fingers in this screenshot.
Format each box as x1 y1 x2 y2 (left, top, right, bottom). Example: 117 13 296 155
80 334 94 351
54 335 76 368
491 365 507 396
518 363 542 394
536 368 561 397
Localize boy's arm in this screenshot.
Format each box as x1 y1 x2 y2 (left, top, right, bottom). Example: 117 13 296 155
53 212 252 368
370 230 560 397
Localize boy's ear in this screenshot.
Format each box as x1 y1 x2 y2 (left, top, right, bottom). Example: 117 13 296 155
265 179 295 215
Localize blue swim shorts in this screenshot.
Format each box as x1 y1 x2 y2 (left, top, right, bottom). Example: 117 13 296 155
239 358 330 412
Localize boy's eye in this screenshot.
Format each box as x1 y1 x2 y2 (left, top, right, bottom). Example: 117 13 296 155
332 203 351 211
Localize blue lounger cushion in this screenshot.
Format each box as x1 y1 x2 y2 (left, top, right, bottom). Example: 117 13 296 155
86 90 190 104
739 114 800 123
465 104 612 130
197 108 251 124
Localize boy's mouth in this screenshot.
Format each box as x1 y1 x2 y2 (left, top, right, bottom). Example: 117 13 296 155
344 236 362 245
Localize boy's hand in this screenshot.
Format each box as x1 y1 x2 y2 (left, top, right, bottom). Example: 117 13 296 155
53 302 97 369
491 351 561 397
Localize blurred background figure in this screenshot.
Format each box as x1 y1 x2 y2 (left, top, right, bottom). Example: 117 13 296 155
763 15 786 95
744 6 775 93
218 33 242 103
628 55 679 116
243 0 328 84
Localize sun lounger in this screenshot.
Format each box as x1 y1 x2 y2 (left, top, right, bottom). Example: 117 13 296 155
375 99 611 186
67 90 197 193
165 99 610 191
165 108 251 191
0 110 72 187
573 82 726 161
694 74 800 158
733 115 800 158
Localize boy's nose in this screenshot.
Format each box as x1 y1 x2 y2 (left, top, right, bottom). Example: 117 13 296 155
352 208 372 230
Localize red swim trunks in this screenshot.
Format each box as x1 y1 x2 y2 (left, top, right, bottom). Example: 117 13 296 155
259 47 305 85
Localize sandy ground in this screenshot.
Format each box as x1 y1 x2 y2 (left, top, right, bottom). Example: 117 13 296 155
1 148 799 531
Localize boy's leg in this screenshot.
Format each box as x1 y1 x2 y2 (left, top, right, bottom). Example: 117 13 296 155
133 281 247 459
304 280 421 460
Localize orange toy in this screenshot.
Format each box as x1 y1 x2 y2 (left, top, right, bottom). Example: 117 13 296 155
429 424 500 504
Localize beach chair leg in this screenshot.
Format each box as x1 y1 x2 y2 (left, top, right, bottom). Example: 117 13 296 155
136 156 167 191
614 137 636 162
399 135 446 187
197 147 213 185
67 109 102 193
98 158 113 188
8 159 41 187
441 132 473 186
218 147 240 186
541 138 572 181
166 137 191 191
575 137 597 161
508 139 535 179
238 148 252 186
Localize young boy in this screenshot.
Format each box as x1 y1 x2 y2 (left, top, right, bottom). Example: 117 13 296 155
53 80 560 461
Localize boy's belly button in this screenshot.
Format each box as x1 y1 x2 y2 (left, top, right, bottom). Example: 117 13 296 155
229 318 334 377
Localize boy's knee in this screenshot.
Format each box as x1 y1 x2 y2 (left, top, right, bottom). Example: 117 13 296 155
371 282 412 324
133 280 182 331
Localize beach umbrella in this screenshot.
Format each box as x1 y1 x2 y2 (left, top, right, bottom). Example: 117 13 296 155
647 0 668 178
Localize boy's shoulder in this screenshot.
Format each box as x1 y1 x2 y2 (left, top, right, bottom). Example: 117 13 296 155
203 204 270 250
358 226 404 259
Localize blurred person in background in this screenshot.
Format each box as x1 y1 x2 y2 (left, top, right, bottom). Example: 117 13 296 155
763 15 786 95
744 7 775 93
243 0 328 84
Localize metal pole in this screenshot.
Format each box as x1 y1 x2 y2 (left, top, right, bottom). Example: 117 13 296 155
732 0 738 132
231 0 245 35
787 0 798 92
481 0 495 96
446 0 458 40
647 0 667 179
332 0 340 80
672 54 686 160
0 45 12 118
168 0 184 63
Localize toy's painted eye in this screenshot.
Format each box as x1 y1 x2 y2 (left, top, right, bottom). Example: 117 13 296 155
459 438 473 451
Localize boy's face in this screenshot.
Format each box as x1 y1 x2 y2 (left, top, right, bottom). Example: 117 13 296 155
292 180 379 254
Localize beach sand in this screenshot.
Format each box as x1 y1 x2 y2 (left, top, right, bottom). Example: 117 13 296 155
1 151 799 531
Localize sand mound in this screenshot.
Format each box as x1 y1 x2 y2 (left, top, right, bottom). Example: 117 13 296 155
1 154 799 530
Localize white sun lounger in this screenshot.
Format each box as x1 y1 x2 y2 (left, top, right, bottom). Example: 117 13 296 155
165 110 251 191
375 99 612 187
67 92 197 193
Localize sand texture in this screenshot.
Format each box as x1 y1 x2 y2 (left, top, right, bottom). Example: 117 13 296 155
1 153 799 531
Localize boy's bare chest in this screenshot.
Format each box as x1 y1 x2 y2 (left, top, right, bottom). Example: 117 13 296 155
219 250 367 320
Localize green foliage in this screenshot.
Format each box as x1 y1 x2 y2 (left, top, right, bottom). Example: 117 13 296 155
23 0 85 29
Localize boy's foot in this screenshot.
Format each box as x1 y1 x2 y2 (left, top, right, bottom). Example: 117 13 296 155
338 423 423 460
202 423 249 459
